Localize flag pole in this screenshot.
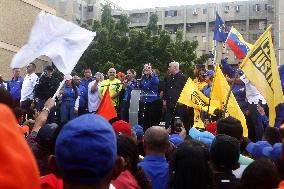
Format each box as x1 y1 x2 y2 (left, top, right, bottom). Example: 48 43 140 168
222 73 237 118
52 78 66 100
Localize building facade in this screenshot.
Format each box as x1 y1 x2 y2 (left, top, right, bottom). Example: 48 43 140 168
45 0 124 27
0 0 55 79
127 0 283 65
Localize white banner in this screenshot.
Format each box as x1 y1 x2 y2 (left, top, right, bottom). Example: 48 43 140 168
10 11 96 75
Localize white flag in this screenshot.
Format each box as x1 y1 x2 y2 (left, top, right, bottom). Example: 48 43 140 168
10 11 96 75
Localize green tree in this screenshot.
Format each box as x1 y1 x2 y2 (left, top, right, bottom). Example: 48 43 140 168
144 13 158 36
115 14 129 34
101 4 115 31
75 6 200 79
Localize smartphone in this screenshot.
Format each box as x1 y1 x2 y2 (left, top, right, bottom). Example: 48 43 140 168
172 117 183 133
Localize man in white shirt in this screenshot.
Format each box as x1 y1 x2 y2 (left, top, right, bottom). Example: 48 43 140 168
88 72 103 113
20 63 38 117
240 74 268 141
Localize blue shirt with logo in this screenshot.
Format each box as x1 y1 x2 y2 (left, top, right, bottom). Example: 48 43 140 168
123 80 138 101
62 85 77 102
78 85 88 108
8 76 24 101
139 75 160 103
80 78 93 90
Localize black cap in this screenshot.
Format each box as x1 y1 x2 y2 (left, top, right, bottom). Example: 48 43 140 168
210 134 240 169
44 65 54 72
35 123 59 151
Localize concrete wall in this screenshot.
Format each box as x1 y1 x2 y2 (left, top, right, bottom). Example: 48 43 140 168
0 0 55 79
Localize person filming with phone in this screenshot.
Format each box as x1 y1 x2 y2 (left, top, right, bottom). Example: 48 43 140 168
139 63 161 131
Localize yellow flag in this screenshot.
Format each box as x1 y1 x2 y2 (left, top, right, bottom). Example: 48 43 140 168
178 77 220 115
193 109 205 128
240 25 284 126
211 65 248 137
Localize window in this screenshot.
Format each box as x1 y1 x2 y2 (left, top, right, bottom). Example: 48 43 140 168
203 8 207 14
193 9 198 15
193 36 198 41
252 34 258 41
235 5 240 12
87 6 93 12
225 6 230 11
259 21 266 30
255 4 260 11
265 4 268 10
202 36 207 42
165 10 177 17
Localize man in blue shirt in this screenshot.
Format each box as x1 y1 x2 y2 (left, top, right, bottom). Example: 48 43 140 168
73 76 88 116
80 68 93 113
138 126 169 189
7 68 23 105
80 68 93 90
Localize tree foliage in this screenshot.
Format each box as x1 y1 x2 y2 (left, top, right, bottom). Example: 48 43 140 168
75 4 208 78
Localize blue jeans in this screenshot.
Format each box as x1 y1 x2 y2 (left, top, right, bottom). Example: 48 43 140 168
60 100 76 124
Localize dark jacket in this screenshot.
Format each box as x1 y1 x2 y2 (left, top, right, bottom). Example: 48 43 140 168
164 72 187 108
34 74 59 100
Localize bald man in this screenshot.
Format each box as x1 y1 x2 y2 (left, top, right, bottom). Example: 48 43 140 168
138 126 169 189
99 68 122 109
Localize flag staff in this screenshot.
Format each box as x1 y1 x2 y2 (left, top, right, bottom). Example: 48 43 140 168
52 78 66 99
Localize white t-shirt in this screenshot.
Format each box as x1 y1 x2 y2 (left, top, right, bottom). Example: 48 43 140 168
240 74 266 104
88 80 101 112
20 73 38 102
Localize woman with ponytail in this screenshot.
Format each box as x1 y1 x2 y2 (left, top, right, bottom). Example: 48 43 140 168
112 134 151 189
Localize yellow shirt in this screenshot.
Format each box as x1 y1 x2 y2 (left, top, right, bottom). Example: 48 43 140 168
99 78 122 106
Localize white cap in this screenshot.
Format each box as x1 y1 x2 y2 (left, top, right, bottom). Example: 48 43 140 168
64 74 72 81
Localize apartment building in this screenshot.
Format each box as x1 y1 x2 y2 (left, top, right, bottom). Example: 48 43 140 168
45 0 124 26
127 0 283 65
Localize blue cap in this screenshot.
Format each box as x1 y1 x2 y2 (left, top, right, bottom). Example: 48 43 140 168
205 70 215 76
236 69 244 76
132 124 144 138
263 143 282 161
55 114 117 184
246 141 271 158
169 134 184 147
189 127 215 146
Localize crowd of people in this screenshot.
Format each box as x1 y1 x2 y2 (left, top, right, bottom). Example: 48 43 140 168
1 46 284 188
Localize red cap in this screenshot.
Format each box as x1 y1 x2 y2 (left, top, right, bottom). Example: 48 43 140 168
116 72 125 78
111 120 132 137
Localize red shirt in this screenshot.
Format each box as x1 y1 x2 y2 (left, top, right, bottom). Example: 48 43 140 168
112 170 140 189
40 174 63 189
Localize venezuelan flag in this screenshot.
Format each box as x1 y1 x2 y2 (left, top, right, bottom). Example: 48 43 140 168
226 26 252 59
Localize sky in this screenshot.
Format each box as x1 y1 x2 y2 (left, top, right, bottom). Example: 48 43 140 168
110 0 248 10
